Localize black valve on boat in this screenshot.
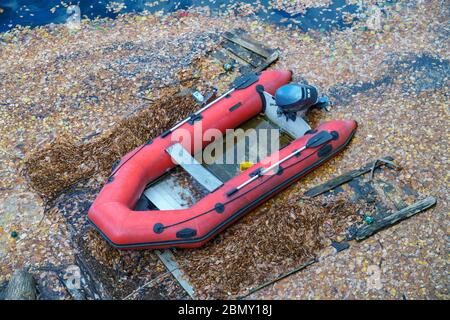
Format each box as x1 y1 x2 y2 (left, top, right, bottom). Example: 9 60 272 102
275 83 330 121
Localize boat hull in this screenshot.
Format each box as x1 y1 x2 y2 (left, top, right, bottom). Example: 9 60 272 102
88 70 357 249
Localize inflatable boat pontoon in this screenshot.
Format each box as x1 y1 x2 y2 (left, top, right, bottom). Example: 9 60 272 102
88 70 357 249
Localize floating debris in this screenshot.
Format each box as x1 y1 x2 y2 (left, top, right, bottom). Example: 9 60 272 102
174 194 365 298
0 0 448 300
22 92 201 201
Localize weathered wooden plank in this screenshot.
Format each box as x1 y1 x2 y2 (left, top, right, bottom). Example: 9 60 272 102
304 156 395 197
374 179 408 210
212 30 279 73
219 47 249 66
223 30 273 58
222 39 265 67
4 269 36 300
354 196 436 241
155 250 195 299
166 143 223 192
144 175 193 210
253 50 279 73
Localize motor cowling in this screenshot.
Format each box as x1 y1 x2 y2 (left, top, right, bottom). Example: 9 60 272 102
275 83 319 113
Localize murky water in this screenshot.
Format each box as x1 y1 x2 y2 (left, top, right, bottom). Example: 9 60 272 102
1 0 446 300
0 0 362 32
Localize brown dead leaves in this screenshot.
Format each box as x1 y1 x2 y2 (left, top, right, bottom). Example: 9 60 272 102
176 192 363 298
21 90 199 201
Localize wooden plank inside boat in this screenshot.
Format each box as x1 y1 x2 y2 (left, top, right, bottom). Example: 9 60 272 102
166 143 223 192
199 115 293 182
144 174 198 210
144 167 209 210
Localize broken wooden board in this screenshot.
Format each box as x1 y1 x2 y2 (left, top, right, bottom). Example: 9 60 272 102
223 29 275 58
211 28 279 74
303 156 435 241
222 40 264 67
354 196 436 241
237 156 436 298
304 156 397 197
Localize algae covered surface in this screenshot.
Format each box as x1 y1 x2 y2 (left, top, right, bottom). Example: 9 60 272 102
0 0 448 299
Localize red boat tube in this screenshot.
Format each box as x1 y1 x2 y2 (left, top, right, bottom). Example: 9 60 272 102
88 70 357 249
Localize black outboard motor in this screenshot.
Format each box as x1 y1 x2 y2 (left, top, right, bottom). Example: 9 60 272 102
275 83 330 120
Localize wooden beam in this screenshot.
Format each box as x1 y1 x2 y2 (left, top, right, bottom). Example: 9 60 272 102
155 250 195 299
304 156 395 197
166 143 223 192
223 31 273 58
354 196 436 241
222 40 263 67
4 269 36 300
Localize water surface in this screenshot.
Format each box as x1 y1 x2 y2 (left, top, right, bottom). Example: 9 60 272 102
0 0 361 32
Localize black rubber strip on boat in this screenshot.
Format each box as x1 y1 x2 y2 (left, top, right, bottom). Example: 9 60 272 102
226 187 238 197
304 129 318 135
111 159 120 172
87 129 356 249
249 167 262 177
276 166 284 175
106 176 114 184
176 228 197 239
255 85 266 112
318 144 333 158
229 102 242 112
188 113 203 125
331 131 339 140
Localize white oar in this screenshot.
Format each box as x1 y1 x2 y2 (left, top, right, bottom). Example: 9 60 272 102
226 131 334 197
160 73 260 137
166 88 235 134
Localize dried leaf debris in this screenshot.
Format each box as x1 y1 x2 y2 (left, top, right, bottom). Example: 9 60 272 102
0 0 448 300
21 92 200 201
175 193 364 298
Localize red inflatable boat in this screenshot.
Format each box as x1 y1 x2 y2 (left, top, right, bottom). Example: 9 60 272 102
88 70 357 249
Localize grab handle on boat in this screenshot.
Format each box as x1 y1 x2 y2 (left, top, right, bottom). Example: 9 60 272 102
226 131 334 197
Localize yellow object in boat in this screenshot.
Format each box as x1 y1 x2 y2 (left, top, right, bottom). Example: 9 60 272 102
239 161 254 171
